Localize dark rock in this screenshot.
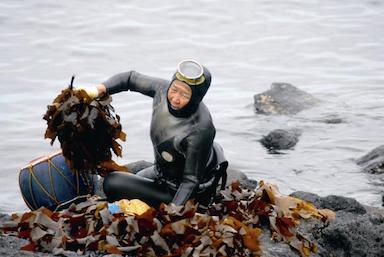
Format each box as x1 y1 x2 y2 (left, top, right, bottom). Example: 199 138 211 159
290 191 384 257
226 166 258 190
253 82 319 115
317 210 384 257
290 191 366 214
290 191 323 206
317 114 345 124
321 195 367 214
2 189 384 257
356 145 384 174
260 129 301 151
259 227 304 257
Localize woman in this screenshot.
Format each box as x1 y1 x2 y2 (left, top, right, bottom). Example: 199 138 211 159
85 60 227 210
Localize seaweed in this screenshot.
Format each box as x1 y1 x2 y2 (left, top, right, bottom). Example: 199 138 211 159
43 76 127 176
1 181 335 257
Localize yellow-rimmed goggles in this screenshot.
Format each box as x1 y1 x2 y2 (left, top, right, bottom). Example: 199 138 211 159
175 60 205 86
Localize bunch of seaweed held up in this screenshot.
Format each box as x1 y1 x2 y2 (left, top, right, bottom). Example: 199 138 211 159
1 181 335 257
43 76 127 176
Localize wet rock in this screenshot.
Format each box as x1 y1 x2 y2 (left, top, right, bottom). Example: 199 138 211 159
290 191 384 257
321 195 367 214
317 210 384 257
356 145 384 174
290 191 366 214
259 227 304 257
317 114 345 124
290 191 323 205
253 82 319 115
1 190 383 257
226 166 258 189
260 129 301 151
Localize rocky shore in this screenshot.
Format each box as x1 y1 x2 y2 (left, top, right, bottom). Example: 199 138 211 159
1 163 383 257
1 191 383 257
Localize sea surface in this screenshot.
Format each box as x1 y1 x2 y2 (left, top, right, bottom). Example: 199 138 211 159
0 0 383 212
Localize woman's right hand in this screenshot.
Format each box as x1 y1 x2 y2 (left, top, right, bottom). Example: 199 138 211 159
76 86 99 99
75 84 106 99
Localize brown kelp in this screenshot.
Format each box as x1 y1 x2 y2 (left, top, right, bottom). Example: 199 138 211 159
43 76 127 176
1 181 335 257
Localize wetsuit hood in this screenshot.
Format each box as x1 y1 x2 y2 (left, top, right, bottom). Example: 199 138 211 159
167 66 211 118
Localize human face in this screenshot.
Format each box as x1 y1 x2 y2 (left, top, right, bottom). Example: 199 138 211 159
167 80 192 110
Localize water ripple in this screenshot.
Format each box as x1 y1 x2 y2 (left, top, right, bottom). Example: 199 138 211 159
0 0 384 210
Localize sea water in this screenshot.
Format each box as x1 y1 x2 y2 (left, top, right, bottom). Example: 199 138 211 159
0 0 383 212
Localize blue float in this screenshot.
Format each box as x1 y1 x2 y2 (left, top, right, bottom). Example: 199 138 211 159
19 151 94 211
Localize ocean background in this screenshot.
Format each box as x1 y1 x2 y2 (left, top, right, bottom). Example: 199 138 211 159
0 0 383 212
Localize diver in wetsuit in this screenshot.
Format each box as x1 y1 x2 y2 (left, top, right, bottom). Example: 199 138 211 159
84 60 228 210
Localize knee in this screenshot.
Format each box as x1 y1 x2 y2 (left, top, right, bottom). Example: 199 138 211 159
103 172 120 200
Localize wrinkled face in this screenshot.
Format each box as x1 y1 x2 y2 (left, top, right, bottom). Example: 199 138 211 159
167 80 192 110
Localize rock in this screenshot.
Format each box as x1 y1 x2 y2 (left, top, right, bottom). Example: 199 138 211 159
356 145 384 174
317 210 384 257
290 191 384 257
253 82 319 115
4 161 384 257
260 129 301 151
226 166 258 189
1 190 384 257
317 114 345 124
290 191 366 214
320 195 367 214
259 227 305 257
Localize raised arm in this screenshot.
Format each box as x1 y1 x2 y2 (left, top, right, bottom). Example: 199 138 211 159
77 71 167 99
99 71 168 98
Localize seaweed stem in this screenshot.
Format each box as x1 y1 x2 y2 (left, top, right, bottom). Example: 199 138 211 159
69 75 75 90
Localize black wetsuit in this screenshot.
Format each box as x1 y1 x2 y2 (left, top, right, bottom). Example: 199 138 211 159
102 70 227 208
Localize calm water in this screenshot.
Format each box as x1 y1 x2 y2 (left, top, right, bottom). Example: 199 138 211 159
0 0 383 212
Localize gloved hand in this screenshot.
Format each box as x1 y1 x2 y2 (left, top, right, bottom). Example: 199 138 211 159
75 86 99 99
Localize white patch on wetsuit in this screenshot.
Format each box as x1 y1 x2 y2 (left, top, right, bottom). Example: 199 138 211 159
161 151 174 162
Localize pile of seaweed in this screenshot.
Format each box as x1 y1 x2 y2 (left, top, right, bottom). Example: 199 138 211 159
43 76 127 176
0 181 334 257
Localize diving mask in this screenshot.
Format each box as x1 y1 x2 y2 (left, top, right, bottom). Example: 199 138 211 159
175 60 205 86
